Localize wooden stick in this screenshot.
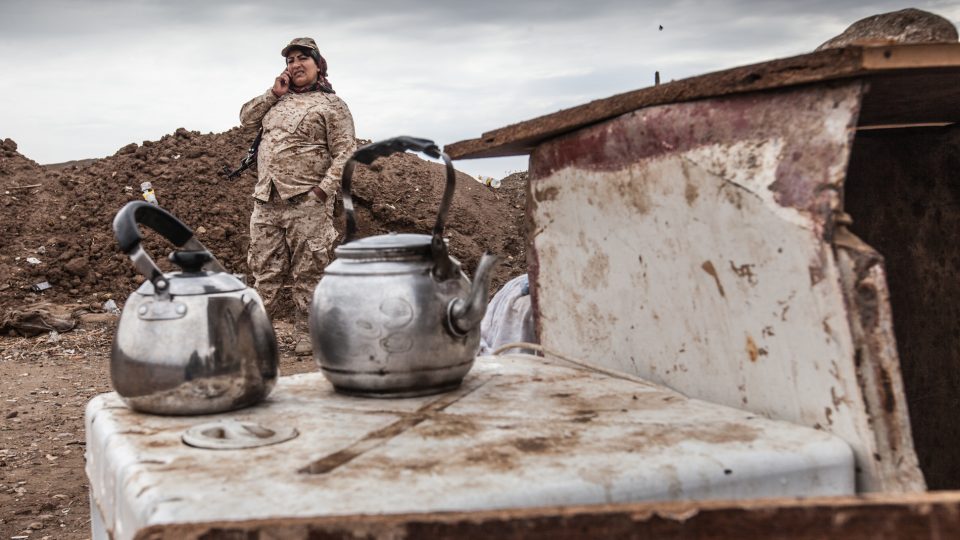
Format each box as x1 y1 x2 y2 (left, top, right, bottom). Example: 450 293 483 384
6 183 42 190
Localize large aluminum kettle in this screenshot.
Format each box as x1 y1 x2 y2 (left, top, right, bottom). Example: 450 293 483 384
310 137 497 397
110 201 279 414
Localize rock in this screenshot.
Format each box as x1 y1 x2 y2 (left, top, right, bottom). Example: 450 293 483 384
116 143 138 155
64 257 88 276
1 138 17 152
816 8 958 51
6 410 18 419
28 521 43 530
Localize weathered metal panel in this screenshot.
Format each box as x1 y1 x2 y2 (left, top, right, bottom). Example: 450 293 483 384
446 44 960 159
834 227 922 491
87 357 853 539
135 491 960 539
528 81 924 493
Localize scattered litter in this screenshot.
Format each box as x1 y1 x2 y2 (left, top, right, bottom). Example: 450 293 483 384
102 299 120 314
46 331 61 344
0 302 81 337
31 281 52 292
141 182 158 205
26 257 41 265
477 175 502 188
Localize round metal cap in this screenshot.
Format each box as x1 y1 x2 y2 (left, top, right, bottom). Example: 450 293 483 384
335 232 434 260
135 271 247 296
182 420 299 450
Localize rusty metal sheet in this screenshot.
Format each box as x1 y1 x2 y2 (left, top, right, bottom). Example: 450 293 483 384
446 44 960 160
87 356 853 539
136 491 960 539
527 80 924 493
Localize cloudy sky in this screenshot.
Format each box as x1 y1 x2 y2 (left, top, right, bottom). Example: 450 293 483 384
1 1 959 179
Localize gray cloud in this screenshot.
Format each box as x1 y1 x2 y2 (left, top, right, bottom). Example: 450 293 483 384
1 0 958 180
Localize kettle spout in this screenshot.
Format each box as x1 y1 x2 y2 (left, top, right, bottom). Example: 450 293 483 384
448 253 498 336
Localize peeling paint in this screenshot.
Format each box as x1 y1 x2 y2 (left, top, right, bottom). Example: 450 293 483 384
746 336 760 363
701 261 726 298
527 81 923 494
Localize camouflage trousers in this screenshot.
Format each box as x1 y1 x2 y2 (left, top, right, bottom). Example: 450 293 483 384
248 192 337 332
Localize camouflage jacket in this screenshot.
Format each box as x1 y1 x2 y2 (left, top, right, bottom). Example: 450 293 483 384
240 89 356 202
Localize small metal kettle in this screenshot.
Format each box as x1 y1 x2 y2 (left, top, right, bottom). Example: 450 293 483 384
310 137 497 397
110 201 279 415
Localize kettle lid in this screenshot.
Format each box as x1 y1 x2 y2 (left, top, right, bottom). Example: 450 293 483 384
135 271 247 296
335 232 433 260
135 250 246 296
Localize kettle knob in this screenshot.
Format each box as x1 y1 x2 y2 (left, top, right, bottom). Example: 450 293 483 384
169 250 213 273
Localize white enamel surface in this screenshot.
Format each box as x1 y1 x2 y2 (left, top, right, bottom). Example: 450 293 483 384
529 97 923 493
87 356 853 539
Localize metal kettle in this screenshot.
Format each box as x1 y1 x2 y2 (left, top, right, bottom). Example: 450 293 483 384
110 201 279 415
309 137 497 397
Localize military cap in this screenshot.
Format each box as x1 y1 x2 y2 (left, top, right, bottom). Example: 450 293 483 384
281 37 319 57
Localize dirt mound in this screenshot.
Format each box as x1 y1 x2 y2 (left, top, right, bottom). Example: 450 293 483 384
0 129 527 319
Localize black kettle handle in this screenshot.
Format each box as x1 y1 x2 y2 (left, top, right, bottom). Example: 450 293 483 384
341 136 455 247
112 201 222 291
114 201 194 254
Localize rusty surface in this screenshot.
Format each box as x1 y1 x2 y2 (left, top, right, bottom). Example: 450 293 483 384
529 81 863 218
136 491 960 539
446 44 960 160
834 227 924 491
522 80 928 492
844 125 960 489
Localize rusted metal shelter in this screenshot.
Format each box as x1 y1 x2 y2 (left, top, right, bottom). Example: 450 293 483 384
447 42 960 534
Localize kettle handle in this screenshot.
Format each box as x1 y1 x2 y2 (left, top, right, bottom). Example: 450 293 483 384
112 201 224 291
340 136 455 250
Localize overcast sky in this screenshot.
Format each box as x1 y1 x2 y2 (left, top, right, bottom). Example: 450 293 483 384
1 1 959 179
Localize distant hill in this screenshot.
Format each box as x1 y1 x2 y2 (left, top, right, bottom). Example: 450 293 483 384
43 158 99 170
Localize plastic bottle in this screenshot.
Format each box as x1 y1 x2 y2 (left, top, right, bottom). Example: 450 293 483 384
141 182 159 205
478 176 501 188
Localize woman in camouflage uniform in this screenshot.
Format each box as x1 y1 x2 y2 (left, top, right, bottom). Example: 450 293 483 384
240 37 357 354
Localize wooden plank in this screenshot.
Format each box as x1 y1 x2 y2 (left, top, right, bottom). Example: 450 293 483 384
137 491 960 539
859 70 960 126
446 43 960 159
844 125 960 489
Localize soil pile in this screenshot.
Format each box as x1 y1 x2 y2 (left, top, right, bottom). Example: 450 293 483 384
0 129 528 319
0 129 529 538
